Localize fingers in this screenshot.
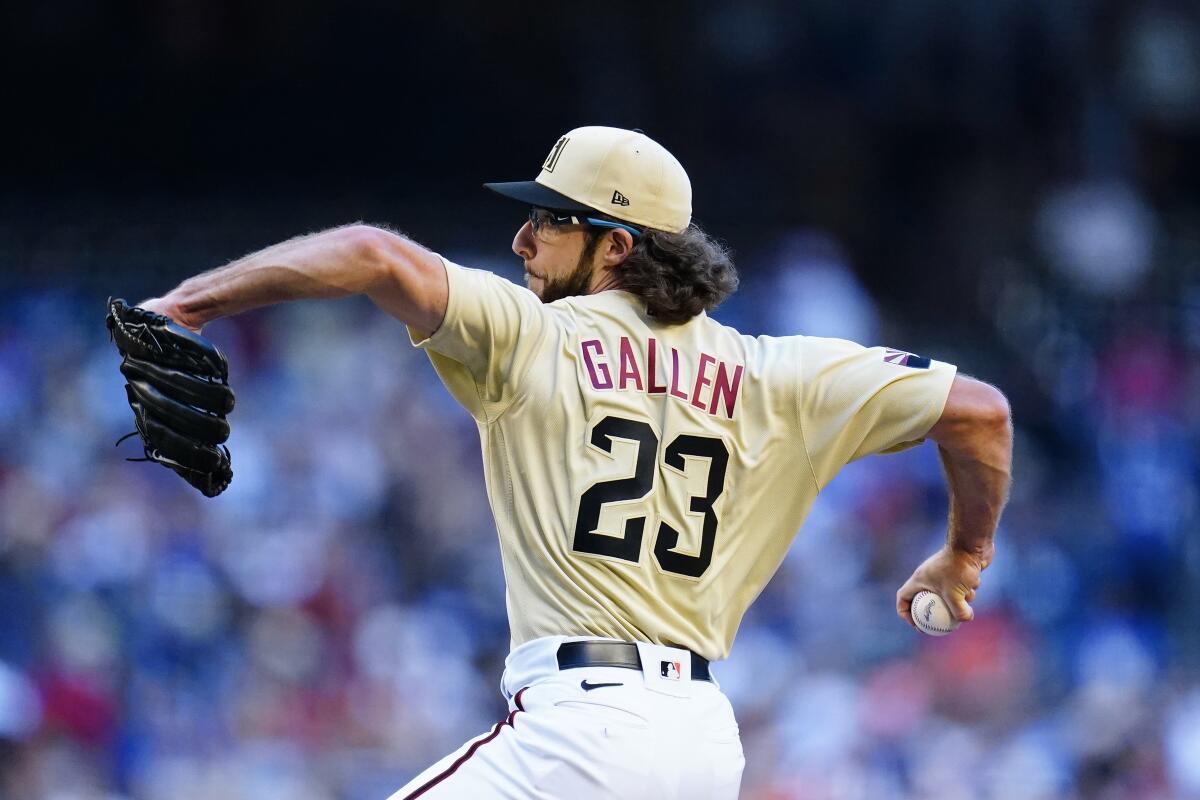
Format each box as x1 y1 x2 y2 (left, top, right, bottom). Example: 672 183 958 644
966 570 982 591
896 580 921 627
950 596 974 622
945 580 975 622
953 557 981 621
137 298 204 335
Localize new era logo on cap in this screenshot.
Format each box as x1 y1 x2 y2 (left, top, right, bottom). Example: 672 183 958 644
484 126 693 233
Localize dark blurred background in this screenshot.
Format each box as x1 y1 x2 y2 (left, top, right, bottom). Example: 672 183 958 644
2 1 1200 798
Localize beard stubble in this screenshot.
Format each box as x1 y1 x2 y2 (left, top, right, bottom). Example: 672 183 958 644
537 233 602 304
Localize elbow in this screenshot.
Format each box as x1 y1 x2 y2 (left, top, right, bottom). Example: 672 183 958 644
951 381 1013 484
337 224 408 291
334 225 446 331
928 376 1012 450
340 224 392 271
977 382 1012 432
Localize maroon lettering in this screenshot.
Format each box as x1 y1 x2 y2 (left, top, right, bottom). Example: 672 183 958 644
618 336 644 391
646 338 667 394
669 348 690 400
581 339 613 390
691 353 716 411
709 362 744 418
582 336 743 417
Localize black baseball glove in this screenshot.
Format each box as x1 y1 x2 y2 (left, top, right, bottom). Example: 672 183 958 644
106 298 235 497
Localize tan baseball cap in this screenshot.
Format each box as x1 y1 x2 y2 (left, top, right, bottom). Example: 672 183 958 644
484 126 692 234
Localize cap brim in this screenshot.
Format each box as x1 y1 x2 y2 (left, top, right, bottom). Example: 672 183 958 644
483 181 596 214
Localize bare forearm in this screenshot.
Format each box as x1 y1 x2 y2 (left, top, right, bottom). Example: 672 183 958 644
160 224 392 329
927 376 1013 566
939 436 1010 565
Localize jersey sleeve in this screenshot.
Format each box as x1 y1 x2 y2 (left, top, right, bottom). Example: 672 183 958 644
797 336 956 489
409 257 556 421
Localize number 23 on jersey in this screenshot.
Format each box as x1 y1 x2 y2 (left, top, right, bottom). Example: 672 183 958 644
572 415 729 579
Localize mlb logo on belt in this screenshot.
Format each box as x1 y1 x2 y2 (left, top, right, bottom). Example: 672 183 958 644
638 643 691 695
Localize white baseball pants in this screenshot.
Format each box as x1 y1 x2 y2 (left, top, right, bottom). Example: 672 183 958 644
387 635 745 800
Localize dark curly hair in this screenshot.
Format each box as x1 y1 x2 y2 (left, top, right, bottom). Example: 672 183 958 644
609 222 739 324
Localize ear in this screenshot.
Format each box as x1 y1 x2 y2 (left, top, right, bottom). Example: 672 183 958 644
600 229 635 267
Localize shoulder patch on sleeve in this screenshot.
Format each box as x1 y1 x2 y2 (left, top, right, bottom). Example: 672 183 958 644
883 348 931 369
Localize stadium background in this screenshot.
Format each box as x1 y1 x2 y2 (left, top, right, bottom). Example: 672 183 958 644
4 2 1200 797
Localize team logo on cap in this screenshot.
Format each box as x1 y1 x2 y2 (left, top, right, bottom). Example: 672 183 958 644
543 136 569 173
611 190 631 207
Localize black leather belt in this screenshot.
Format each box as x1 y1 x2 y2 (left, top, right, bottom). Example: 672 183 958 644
556 640 712 682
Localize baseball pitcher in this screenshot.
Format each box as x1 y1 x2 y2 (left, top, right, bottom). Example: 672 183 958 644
113 126 1012 799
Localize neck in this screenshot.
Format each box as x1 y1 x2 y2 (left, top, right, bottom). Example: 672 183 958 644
588 268 621 295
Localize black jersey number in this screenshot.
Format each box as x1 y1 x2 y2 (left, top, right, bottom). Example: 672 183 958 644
572 417 658 563
572 415 729 579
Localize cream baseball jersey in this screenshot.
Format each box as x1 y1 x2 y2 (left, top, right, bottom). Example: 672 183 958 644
410 259 957 661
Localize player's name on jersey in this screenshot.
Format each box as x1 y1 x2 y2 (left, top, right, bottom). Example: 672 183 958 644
579 336 744 420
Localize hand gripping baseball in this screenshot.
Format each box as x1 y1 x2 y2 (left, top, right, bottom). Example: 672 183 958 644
896 544 989 628
106 298 235 497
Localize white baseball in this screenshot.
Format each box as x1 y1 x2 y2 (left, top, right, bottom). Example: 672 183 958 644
911 591 959 636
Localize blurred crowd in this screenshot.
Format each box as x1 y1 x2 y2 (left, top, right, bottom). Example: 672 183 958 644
5 0 1200 798
1 213 1198 798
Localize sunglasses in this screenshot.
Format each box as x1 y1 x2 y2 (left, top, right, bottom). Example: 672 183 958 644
528 207 642 239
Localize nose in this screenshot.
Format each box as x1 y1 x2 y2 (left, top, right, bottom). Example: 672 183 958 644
513 221 536 260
